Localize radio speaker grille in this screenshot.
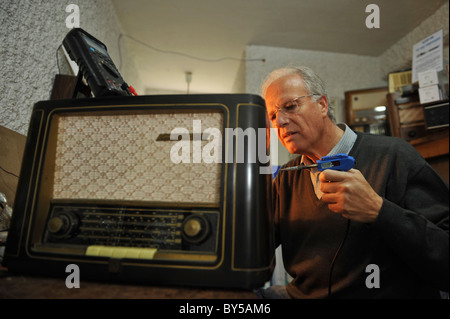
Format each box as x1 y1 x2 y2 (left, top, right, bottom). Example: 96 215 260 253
52 111 223 204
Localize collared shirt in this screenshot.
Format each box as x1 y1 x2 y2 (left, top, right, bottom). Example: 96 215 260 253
302 124 357 199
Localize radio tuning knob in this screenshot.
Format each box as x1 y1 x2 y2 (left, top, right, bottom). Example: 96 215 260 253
47 212 79 239
182 214 209 244
184 218 202 237
47 217 64 233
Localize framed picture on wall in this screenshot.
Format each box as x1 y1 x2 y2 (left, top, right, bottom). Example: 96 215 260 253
345 87 390 135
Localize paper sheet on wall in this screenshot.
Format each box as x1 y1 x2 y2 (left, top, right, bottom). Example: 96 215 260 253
412 29 443 83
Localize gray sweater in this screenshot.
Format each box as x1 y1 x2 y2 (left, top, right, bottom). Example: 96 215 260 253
272 132 449 298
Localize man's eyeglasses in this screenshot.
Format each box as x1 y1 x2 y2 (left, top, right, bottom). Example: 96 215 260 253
269 94 321 121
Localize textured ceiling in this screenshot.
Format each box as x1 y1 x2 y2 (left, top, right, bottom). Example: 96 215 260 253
111 0 446 94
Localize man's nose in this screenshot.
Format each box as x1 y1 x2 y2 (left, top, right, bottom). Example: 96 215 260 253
275 111 289 127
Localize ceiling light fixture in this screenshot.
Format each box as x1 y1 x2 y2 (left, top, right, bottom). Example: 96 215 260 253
185 71 192 94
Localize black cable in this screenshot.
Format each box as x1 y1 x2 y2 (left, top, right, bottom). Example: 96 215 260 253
0 166 19 178
328 219 351 298
117 33 266 70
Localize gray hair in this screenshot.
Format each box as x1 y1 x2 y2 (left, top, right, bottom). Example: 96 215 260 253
261 66 336 122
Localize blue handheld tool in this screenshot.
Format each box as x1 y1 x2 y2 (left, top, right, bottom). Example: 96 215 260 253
280 153 355 171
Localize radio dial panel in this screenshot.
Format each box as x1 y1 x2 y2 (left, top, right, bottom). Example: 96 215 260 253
43 204 218 256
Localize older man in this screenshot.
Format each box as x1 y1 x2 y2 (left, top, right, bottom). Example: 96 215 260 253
258 66 449 299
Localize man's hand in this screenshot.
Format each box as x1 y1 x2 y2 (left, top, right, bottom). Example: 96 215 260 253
319 169 383 223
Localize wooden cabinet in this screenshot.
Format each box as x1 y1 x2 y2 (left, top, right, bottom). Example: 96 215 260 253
412 135 450 184
0 126 26 206
410 135 449 159
385 92 449 182
386 92 449 157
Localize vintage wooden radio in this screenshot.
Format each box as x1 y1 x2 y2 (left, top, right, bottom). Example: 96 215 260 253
3 94 274 289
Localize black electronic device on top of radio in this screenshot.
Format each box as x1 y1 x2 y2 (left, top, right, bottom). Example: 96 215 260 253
63 28 132 97
3 94 274 290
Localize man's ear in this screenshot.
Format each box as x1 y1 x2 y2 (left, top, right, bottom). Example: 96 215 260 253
317 95 329 117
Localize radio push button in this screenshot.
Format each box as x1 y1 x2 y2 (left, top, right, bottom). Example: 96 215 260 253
182 214 209 244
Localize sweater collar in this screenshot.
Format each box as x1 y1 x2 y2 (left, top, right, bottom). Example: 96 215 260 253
301 123 357 165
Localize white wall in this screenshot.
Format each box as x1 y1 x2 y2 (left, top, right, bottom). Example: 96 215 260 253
0 0 142 136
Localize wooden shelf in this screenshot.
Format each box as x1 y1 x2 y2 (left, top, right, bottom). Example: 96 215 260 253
411 134 449 159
